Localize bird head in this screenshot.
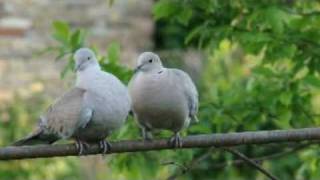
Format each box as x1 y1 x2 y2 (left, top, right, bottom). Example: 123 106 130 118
74 48 99 72
134 52 163 73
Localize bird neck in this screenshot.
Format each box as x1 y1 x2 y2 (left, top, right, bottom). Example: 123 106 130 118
76 64 101 89
145 66 165 74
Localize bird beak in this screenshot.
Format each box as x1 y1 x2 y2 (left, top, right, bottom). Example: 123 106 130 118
75 61 86 72
134 65 143 73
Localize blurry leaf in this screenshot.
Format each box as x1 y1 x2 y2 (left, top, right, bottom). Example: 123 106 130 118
177 6 193 25
265 7 287 34
70 29 84 51
279 92 292 106
185 26 203 44
152 0 179 20
310 158 317 173
252 66 274 76
246 78 256 91
52 21 70 44
107 42 121 63
276 110 292 128
283 44 297 59
303 75 320 87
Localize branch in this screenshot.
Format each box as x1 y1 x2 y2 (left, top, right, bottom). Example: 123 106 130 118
165 142 314 179
165 147 216 180
166 146 279 180
212 142 314 169
1 127 320 160
222 147 278 180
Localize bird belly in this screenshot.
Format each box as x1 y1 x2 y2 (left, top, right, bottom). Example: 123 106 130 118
132 83 188 132
72 123 111 142
73 91 129 142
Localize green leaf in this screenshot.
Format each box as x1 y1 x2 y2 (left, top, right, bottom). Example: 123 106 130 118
185 26 203 44
107 42 121 63
70 29 84 51
303 75 320 87
152 0 179 20
252 66 274 76
265 7 287 34
276 110 292 128
52 21 70 44
279 92 292 106
282 44 297 59
177 7 193 25
246 78 256 92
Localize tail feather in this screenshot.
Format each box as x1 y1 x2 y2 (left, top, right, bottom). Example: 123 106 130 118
12 128 58 146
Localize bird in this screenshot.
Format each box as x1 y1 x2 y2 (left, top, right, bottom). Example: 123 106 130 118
13 48 131 155
129 52 199 147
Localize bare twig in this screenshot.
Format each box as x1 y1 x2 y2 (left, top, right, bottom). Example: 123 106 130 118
165 142 312 180
223 147 278 180
212 142 314 169
166 147 215 180
1 128 320 160
161 161 188 172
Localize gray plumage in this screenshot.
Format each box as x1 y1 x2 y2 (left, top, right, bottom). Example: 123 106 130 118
129 52 198 146
14 88 86 145
14 48 131 153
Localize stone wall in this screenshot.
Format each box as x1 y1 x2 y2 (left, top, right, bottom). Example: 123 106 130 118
0 0 154 102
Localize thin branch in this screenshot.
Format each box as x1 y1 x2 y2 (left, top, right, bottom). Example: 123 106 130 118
166 147 215 180
223 147 278 180
1 128 320 160
161 161 188 173
215 142 313 169
165 142 313 180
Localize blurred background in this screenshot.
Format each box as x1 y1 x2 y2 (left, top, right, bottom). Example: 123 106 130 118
1 0 320 179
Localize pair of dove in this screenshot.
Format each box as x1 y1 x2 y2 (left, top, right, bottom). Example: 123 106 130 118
13 48 199 154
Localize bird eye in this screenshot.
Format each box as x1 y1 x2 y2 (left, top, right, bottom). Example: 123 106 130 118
148 59 153 63
87 57 91 60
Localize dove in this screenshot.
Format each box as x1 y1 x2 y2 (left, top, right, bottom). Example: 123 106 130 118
13 48 131 154
129 52 199 147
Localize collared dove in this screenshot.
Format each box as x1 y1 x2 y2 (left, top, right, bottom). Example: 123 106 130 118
14 48 131 154
129 52 199 147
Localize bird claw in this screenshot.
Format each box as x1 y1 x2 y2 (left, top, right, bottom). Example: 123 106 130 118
141 128 153 141
75 140 90 155
169 133 183 148
99 140 111 155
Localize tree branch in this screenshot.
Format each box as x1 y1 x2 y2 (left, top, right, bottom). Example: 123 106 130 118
222 147 278 180
1 127 320 160
165 147 216 180
212 142 314 169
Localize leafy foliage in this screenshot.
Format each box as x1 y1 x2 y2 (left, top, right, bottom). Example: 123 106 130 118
49 21 133 83
2 1 320 180
153 0 320 179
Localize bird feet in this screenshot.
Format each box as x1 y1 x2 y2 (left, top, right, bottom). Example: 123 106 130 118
141 128 153 141
99 140 111 155
169 133 183 148
75 140 90 155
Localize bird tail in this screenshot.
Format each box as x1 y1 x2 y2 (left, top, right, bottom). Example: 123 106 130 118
12 128 58 146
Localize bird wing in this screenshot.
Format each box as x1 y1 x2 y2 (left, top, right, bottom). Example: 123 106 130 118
43 87 93 139
171 69 199 122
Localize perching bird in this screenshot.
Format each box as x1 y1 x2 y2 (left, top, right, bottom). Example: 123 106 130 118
129 52 199 147
13 48 131 154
